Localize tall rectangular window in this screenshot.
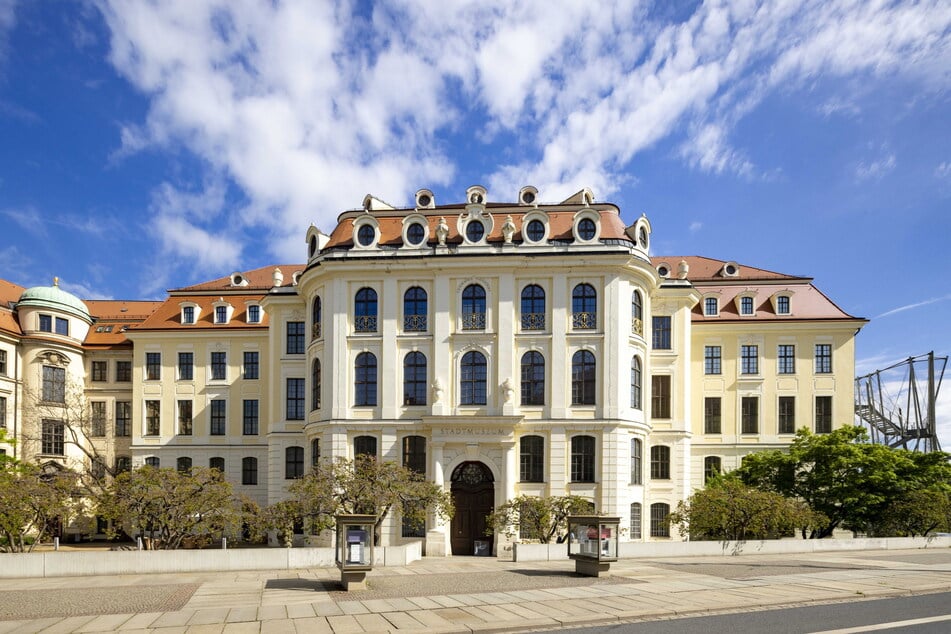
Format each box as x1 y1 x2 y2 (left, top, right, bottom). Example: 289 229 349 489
247 305 261 323
570 435 595 483
145 400 160 436
177 400 193 435
178 352 193 380
815 344 833 374
704 346 721 374
116 361 131 382
243 351 259 379
286 321 305 354
42 366 66 403
90 401 106 437
630 438 642 485
0 396 6 429
741 345 759 375
0 350 6 376
402 436 426 475
651 375 671 419
286 378 305 420
651 316 671 349
91 361 107 382
243 399 259 435
630 503 642 539
704 297 718 316
650 503 670 538
740 296 754 315
182 305 194 324
777 345 796 374
41 419 64 455
215 305 227 323
815 396 833 433
741 396 759 434
210 400 226 435
650 445 670 480
778 396 796 434
145 353 161 380
115 401 131 436
55 317 69 335
704 397 721 434
776 296 790 314
210 352 226 381
242 457 258 485
519 435 544 483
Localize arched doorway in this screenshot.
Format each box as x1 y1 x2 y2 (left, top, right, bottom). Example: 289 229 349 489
450 461 495 556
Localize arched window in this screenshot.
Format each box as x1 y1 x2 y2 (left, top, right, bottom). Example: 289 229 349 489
519 435 544 482
354 435 377 458
311 438 320 467
354 287 378 332
209 457 224 472
403 287 428 332
354 352 377 406
403 352 427 406
631 438 642 485
312 296 322 339
176 457 192 473
309 235 317 258
520 285 545 330
570 435 595 482
630 502 642 539
242 457 258 485
571 350 596 405
520 351 545 406
402 436 426 474
571 283 597 329
460 351 487 405
311 359 321 411
650 503 670 537
631 356 642 409
632 290 643 336
650 445 670 480
145 456 160 468
461 284 486 330
285 446 304 479
704 456 722 483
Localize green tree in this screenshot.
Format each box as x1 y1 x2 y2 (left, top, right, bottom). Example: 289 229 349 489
485 494 593 543
879 488 950 537
737 426 951 538
285 455 453 545
97 466 240 549
0 460 81 552
669 475 826 541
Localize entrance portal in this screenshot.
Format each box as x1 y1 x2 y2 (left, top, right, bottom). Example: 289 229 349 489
450 461 495 556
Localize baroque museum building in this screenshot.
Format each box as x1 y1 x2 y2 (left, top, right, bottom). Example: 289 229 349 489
0 186 865 555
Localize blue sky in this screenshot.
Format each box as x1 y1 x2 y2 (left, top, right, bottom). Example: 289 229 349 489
1 1 949 444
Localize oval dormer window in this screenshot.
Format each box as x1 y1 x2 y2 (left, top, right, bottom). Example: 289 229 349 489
357 224 375 247
657 265 670 277
521 190 535 204
578 218 596 241
469 192 483 204
466 220 485 242
526 219 545 242
406 222 426 246
724 263 738 276
417 194 431 207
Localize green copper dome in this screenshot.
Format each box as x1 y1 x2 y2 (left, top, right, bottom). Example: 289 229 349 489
18 278 91 322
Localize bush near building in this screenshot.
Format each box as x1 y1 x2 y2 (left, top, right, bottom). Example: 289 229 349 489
485 494 593 543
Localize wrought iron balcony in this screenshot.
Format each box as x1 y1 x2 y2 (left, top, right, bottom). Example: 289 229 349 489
521 313 545 330
354 315 378 333
572 311 597 330
462 311 486 330
404 314 427 332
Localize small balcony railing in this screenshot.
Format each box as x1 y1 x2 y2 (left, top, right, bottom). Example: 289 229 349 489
521 313 545 331
354 315 378 333
404 314 427 332
572 311 597 330
631 318 643 336
462 311 486 330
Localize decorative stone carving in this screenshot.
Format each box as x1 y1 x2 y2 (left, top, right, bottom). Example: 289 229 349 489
678 259 689 279
273 267 284 287
436 217 449 246
432 378 444 403
501 377 515 403
501 215 515 244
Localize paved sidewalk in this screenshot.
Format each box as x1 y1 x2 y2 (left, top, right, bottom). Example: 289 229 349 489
0 548 949 633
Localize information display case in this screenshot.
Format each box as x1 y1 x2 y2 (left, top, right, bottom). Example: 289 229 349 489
566 515 620 577
335 514 376 590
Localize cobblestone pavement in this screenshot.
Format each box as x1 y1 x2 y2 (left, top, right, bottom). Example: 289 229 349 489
0 548 948 633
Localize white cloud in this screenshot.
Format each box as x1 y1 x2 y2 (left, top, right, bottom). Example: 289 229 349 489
96 0 951 274
935 161 951 179
1 206 47 237
876 294 951 319
689 221 702 233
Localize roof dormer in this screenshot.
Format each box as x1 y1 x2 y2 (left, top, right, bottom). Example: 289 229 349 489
518 186 538 206
212 297 233 325
179 301 200 325
229 272 249 287
415 189 435 209
352 214 381 250
722 261 740 277
466 185 487 206
701 292 721 317
572 208 601 243
770 290 795 316
734 291 757 317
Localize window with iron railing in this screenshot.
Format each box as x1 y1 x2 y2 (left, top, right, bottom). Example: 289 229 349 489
571 283 597 330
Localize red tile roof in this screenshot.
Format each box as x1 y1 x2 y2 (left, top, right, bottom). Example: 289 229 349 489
133 294 270 332
0 279 25 336
173 264 304 292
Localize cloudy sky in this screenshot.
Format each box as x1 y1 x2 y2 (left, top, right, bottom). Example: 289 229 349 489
1 1 949 444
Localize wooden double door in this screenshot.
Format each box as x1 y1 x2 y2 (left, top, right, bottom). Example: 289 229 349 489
450 461 495 556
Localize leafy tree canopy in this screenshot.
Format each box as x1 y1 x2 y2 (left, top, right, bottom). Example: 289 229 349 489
0 460 80 552
485 494 593 544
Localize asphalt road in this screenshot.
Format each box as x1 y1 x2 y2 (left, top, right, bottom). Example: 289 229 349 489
551 591 951 634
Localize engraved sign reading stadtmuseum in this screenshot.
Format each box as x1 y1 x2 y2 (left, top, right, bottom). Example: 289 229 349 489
438 428 507 436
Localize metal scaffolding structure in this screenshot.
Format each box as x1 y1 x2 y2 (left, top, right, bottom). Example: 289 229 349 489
854 352 946 452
